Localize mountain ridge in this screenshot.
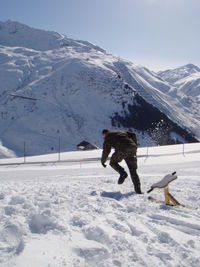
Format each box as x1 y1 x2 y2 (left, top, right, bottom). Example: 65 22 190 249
158 63 200 84
0 20 198 156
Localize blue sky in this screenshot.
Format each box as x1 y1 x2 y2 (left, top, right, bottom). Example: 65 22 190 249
0 0 199 71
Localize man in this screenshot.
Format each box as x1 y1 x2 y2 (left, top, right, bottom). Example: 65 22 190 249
101 129 142 194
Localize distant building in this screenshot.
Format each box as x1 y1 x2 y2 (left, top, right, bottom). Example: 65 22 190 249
77 141 98 151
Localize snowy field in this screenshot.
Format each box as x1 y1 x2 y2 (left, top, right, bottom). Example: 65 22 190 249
0 143 200 267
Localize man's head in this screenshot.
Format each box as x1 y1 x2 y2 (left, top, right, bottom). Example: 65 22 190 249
102 129 109 140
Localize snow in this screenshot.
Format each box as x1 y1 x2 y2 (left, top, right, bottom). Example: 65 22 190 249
158 64 200 84
174 72 200 97
157 64 200 137
0 140 16 159
0 143 200 267
0 20 105 53
0 20 199 157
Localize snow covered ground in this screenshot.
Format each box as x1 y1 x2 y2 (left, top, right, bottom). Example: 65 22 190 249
0 143 200 267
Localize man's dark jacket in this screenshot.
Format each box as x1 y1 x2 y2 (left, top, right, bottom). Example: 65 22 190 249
101 131 137 164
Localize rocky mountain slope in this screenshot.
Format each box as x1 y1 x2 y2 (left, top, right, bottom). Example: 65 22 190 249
0 21 198 156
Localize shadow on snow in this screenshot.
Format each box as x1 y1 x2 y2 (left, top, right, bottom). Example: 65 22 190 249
100 191 135 201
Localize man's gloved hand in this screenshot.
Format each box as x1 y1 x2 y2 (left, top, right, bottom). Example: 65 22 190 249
101 162 107 168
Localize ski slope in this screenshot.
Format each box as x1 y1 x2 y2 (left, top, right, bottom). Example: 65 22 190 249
0 143 200 267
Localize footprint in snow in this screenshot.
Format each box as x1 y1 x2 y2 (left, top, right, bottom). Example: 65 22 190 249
0 221 25 257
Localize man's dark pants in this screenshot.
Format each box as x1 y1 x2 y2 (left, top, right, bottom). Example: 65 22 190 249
109 147 141 192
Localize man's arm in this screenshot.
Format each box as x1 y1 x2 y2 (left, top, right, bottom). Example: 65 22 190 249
101 139 111 165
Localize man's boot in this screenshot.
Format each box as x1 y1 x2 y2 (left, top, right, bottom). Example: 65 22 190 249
130 170 142 193
135 187 143 194
118 171 128 184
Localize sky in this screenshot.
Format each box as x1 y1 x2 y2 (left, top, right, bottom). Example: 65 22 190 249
0 0 200 71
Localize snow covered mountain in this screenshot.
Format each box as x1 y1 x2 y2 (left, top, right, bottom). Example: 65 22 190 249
0 21 198 156
158 64 200 98
157 64 200 137
158 64 200 84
